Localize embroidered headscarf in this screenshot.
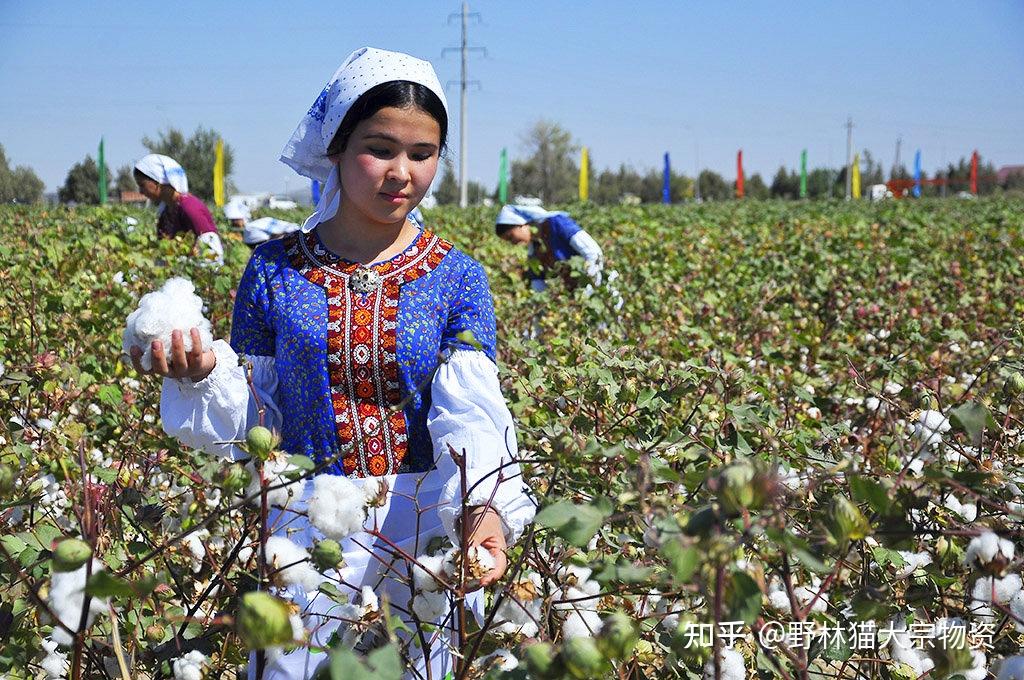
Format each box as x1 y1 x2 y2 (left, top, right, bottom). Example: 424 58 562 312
280 47 448 231
134 154 189 194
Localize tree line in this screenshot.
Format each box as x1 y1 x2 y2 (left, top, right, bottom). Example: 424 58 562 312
433 120 1018 205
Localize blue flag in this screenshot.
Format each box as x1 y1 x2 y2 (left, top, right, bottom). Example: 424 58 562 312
662 152 671 204
913 150 922 198
312 180 321 204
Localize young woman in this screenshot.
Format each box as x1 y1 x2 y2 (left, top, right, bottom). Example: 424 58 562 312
134 154 225 266
129 48 534 679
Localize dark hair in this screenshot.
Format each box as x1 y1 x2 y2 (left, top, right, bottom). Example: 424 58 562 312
326 81 448 156
133 168 155 184
495 223 517 236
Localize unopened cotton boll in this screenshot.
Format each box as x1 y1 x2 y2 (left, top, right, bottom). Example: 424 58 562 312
703 648 746 680
308 474 367 540
122 277 214 371
48 560 109 646
265 537 323 593
171 650 208 680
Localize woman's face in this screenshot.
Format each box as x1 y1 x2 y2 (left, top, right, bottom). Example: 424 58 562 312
334 105 441 227
499 225 532 245
135 174 162 202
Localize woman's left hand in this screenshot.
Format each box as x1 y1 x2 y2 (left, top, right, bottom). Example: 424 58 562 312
464 506 508 589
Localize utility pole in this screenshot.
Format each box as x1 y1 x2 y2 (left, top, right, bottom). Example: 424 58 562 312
893 136 902 181
844 116 854 201
444 3 485 208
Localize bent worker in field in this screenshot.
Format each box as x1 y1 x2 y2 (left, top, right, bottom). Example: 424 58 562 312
133 154 224 266
494 204 615 295
223 199 301 249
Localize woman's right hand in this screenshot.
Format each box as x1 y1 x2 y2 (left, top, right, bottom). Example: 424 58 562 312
129 328 217 382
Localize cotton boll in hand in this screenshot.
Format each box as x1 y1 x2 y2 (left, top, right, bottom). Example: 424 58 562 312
122 277 213 371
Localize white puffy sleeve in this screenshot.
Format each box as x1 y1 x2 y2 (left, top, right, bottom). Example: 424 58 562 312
569 230 604 284
429 350 536 546
159 339 283 461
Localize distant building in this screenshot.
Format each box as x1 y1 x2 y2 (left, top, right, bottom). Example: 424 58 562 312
118 190 147 205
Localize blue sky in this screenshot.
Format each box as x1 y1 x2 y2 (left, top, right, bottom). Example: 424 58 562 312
2 1 1022 195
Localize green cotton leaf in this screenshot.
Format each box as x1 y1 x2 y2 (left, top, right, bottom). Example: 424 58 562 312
594 558 654 584
96 384 123 408
286 455 316 472
455 330 482 351
819 631 854 662
726 571 762 626
85 571 135 599
535 497 613 548
949 401 999 444
329 648 368 680
849 476 892 514
366 646 403 679
663 540 699 584
0 534 27 557
318 581 348 603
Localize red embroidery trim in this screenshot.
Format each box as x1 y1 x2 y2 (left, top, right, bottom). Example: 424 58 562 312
287 230 453 477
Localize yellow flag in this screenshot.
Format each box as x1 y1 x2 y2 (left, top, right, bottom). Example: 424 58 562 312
213 139 225 206
579 147 589 201
851 152 861 199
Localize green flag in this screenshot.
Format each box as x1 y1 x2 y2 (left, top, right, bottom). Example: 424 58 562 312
498 148 509 204
98 137 108 205
799 149 807 199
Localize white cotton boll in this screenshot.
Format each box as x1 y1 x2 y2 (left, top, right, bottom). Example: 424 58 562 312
888 625 934 677
1009 592 1024 632
412 553 447 593
965 531 1015 568
944 495 978 522
794 585 827 613
561 609 603 639
411 589 450 622
307 474 367 540
48 560 109 647
962 650 987 680
768 585 791 612
476 649 519 672
171 650 208 680
493 595 542 637
884 381 904 395
912 409 951 447
265 537 323 593
998 655 1024 680
289 613 306 642
247 454 306 510
359 585 379 616
894 551 933 579
970 598 996 624
40 638 69 679
361 477 388 506
121 277 214 371
703 648 745 680
972 575 1023 604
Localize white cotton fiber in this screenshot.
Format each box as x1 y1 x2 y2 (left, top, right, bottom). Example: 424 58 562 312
122 277 213 371
265 537 323 592
171 650 208 680
48 560 109 647
703 648 746 680
308 474 368 540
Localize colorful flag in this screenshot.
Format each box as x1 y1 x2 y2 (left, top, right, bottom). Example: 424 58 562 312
498 148 509 204
312 179 321 205
852 153 861 199
913 150 922 198
663 152 671 204
213 139 225 206
579 147 589 201
736 149 745 199
970 150 979 194
799 149 808 198
98 138 107 205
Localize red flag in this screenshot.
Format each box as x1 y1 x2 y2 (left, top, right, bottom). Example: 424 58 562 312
736 149 745 198
970 150 979 194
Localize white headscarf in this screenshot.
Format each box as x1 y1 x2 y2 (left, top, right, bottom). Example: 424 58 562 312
280 47 448 232
134 154 189 194
495 204 568 226
223 199 251 222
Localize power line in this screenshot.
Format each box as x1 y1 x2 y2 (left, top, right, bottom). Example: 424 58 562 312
443 3 485 208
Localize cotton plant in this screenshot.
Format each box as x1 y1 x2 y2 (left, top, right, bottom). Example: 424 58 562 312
965 531 1015 572
490 571 544 638
307 474 370 539
171 650 208 680
47 559 110 646
121 277 213 371
766 576 828 613
246 452 307 510
39 638 69 679
702 648 745 680
265 536 324 593
552 564 604 639
911 409 951 447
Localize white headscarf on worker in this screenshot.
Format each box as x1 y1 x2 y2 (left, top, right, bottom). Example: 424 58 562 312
134 154 189 194
280 47 448 232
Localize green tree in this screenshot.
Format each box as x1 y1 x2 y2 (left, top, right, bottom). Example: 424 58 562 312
0 145 45 204
58 155 110 204
770 166 800 199
697 170 730 201
861 150 885 187
509 120 579 203
806 168 838 199
141 126 234 201
115 164 136 194
433 159 458 205
592 164 644 204
744 173 769 199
